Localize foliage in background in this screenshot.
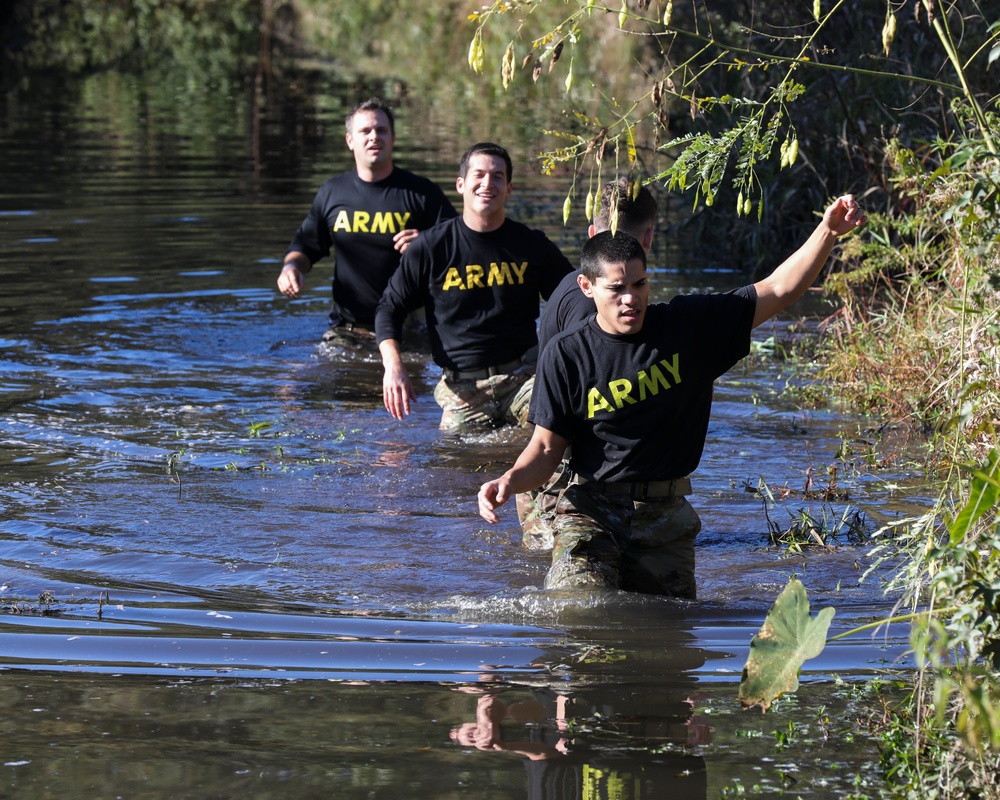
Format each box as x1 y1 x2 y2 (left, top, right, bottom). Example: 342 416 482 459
2 0 259 86
466 0 998 269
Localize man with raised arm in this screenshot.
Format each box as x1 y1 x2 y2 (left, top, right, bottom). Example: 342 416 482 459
375 142 573 432
478 196 867 597
519 178 658 547
277 97 457 350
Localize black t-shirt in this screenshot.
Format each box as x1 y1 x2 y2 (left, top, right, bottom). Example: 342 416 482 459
287 167 457 326
537 269 594 352
375 216 574 371
529 286 757 482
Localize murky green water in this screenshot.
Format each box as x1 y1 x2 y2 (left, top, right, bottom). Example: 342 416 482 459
0 68 924 798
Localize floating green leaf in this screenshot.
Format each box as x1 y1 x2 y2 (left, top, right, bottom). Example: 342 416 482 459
739 577 835 711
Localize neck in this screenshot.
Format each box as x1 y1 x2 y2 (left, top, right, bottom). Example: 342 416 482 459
462 209 505 233
357 162 393 183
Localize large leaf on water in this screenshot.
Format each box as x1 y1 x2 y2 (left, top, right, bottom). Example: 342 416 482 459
739 577 835 711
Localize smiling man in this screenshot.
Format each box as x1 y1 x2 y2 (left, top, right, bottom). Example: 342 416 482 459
478 195 867 597
375 142 573 431
277 98 457 351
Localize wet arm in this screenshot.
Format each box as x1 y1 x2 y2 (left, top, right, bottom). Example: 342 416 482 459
478 426 568 523
277 251 312 298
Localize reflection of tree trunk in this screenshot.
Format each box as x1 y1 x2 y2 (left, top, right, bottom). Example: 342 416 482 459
252 0 274 178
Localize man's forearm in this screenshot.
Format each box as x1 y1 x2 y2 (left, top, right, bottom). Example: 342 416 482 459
283 251 312 273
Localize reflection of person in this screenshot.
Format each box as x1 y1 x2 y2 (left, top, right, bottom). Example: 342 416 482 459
277 97 457 351
520 179 658 548
450 686 709 800
375 142 573 432
478 196 867 597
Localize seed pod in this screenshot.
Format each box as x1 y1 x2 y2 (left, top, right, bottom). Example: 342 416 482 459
549 41 564 72
788 137 799 165
585 189 594 222
737 191 744 215
521 52 533 70
501 43 515 89
705 192 714 207
663 0 673 26
651 80 662 108
744 197 752 216
813 0 821 21
468 32 485 74
564 65 573 94
532 61 542 82
882 12 897 56
563 194 572 225
619 0 627 29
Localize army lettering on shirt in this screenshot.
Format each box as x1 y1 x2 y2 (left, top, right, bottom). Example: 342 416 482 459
441 261 529 291
529 286 757 483
287 168 457 327
331 210 412 234
375 217 574 373
586 354 682 419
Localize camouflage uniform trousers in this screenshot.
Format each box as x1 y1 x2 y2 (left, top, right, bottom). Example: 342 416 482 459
320 323 379 355
516 459 572 551
433 361 536 433
542 482 702 599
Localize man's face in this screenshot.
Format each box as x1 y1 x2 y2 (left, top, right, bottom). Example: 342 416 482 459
579 258 649 335
456 153 511 220
346 109 395 173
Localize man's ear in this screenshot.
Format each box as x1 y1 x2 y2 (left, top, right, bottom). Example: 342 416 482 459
577 273 594 298
587 223 597 239
640 225 654 252
456 175 464 193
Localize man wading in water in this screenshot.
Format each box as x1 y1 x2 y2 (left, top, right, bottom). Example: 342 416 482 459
277 97 457 352
477 195 867 597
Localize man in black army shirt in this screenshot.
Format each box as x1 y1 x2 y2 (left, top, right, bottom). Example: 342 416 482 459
375 142 573 432
478 195 867 597
277 97 457 349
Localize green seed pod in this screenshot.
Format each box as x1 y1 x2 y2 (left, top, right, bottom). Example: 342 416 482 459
562 194 572 225
585 189 594 222
663 0 673 26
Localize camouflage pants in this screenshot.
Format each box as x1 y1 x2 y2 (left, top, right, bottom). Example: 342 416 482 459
542 482 702 599
433 364 535 433
320 324 379 355
516 460 572 551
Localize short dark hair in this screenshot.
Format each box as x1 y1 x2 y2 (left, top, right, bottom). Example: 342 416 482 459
593 178 657 237
459 142 513 182
346 97 395 135
581 230 647 282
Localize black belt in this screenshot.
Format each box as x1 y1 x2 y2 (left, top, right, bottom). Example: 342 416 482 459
443 356 525 382
591 477 692 501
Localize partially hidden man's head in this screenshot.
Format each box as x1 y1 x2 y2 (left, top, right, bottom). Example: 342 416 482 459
579 230 649 336
591 178 658 253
